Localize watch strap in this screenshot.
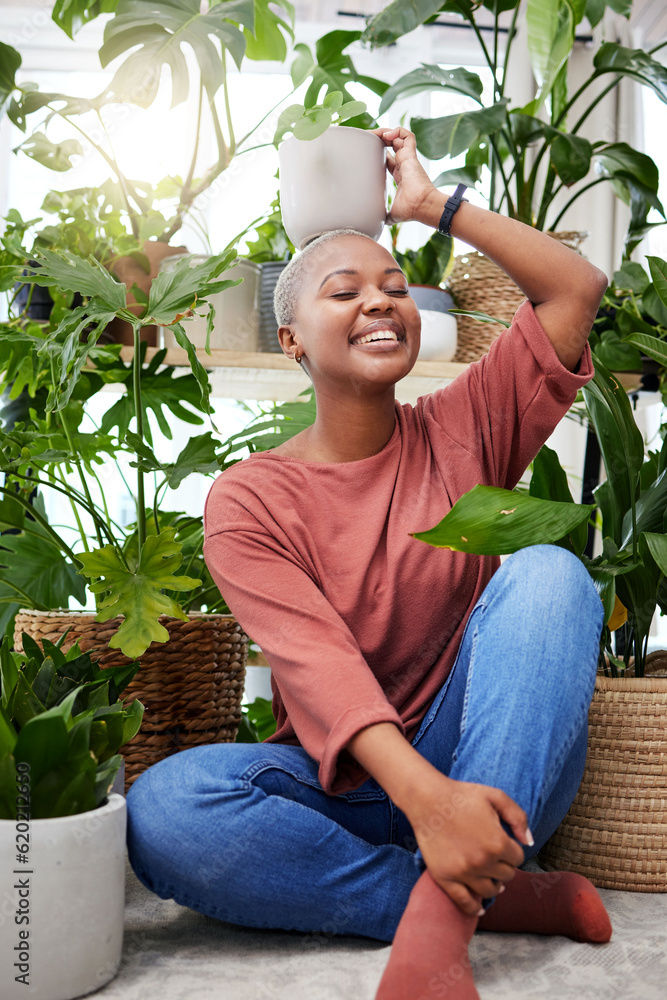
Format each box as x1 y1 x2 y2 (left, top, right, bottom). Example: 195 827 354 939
438 183 469 237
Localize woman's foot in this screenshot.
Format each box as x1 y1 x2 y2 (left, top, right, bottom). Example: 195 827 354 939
477 869 612 942
375 870 480 1000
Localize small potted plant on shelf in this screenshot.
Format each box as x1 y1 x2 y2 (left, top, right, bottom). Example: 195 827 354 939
390 222 457 360
0 633 144 1000
408 325 667 889
243 194 296 354
362 0 667 361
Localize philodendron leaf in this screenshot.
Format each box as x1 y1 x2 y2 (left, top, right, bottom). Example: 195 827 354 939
362 0 450 48
147 250 238 324
594 43 667 105
24 249 127 312
165 432 219 488
77 529 201 658
14 131 83 171
411 484 594 555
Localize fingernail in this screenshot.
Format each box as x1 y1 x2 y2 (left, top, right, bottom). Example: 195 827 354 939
476 907 485 917
498 884 506 893
525 827 535 847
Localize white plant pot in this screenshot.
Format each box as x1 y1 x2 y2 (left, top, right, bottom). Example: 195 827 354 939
0 794 126 1000
279 126 387 249
410 285 458 362
160 255 260 351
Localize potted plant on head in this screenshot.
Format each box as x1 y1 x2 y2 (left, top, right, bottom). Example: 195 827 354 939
390 221 457 360
362 0 667 362
406 314 667 889
0 633 144 999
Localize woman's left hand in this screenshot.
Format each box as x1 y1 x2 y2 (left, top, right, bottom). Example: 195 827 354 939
373 126 438 225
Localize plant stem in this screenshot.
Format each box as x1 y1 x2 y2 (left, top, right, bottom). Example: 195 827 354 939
53 465 90 552
0 484 79 563
49 356 104 547
500 4 520 99
548 176 606 230
183 78 205 197
132 323 146 552
221 48 236 159
488 135 514 216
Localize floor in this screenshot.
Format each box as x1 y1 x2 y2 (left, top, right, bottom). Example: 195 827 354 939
95 856 667 1000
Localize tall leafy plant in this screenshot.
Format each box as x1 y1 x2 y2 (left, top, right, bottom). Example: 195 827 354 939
363 1 666 252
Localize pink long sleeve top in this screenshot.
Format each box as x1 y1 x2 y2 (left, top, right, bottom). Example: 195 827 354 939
203 301 595 796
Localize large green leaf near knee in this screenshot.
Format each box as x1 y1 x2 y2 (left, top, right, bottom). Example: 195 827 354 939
410 485 594 555
77 528 200 658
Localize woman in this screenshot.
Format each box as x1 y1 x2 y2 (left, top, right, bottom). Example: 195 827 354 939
127 127 612 1000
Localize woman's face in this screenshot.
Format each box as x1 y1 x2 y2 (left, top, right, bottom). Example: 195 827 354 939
283 235 421 391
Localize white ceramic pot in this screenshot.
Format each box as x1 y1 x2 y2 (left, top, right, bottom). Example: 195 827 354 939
410 285 458 362
279 126 387 249
160 255 260 351
0 794 126 1000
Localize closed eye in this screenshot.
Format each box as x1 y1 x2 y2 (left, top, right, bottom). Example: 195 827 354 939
331 288 409 298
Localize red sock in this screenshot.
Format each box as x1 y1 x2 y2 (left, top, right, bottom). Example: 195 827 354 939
477 869 612 942
375 871 479 1000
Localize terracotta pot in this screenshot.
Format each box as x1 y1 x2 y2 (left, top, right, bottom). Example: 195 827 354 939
103 241 187 346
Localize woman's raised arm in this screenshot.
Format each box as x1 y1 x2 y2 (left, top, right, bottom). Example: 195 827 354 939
376 126 608 372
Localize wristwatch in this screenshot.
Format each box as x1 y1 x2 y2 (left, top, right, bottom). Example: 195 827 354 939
438 184 469 237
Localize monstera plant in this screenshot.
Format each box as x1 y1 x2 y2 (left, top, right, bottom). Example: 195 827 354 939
363 0 666 253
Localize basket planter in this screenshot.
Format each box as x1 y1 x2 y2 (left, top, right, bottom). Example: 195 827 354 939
0 794 126 1000
539 668 667 892
14 610 248 788
447 231 588 364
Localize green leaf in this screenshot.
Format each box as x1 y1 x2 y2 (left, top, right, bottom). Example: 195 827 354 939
14 131 83 172
293 106 333 140
643 531 667 576
0 41 21 118
447 308 512 328
594 44 667 105
243 0 294 62
99 0 253 107
642 284 667 327
432 165 482 189
24 249 126 312
0 641 19 713
290 42 315 88
166 432 219 488
621 468 667 547
51 0 120 39
550 132 592 186
526 0 574 113
583 359 645 543
585 0 605 27
0 705 17 756
413 100 509 160
623 333 667 367
147 249 238 324
0 512 86 631
596 143 660 194
613 261 650 294
529 444 588 556
646 255 667 310
13 714 69 786
362 0 446 48
121 697 144 745
378 64 484 117
77 529 201 658
300 30 387 117
410 484 594 556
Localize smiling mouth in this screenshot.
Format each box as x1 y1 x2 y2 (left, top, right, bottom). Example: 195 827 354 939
352 329 401 346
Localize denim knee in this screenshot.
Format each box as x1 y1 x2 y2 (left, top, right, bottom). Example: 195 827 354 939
500 544 603 630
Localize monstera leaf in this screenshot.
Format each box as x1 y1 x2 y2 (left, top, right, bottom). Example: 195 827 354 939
77 529 200 658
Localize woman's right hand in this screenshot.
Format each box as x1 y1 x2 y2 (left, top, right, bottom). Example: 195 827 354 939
405 771 531 916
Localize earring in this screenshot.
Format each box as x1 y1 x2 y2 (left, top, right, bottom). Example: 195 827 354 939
294 352 302 364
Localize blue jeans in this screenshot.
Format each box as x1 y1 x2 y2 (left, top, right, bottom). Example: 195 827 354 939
127 545 603 942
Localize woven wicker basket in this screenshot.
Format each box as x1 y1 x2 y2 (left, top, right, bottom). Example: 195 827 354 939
14 609 248 788
447 231 589 364
539 657 667 892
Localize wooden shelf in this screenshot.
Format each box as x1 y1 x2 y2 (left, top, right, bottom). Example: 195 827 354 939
118 347 469 403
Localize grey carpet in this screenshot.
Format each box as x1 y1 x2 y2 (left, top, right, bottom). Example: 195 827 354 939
97 856 667 1000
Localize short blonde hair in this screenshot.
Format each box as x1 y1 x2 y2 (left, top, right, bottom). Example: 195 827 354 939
273 228 379 327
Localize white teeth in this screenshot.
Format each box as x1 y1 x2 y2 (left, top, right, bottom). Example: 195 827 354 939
353 330 399 345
